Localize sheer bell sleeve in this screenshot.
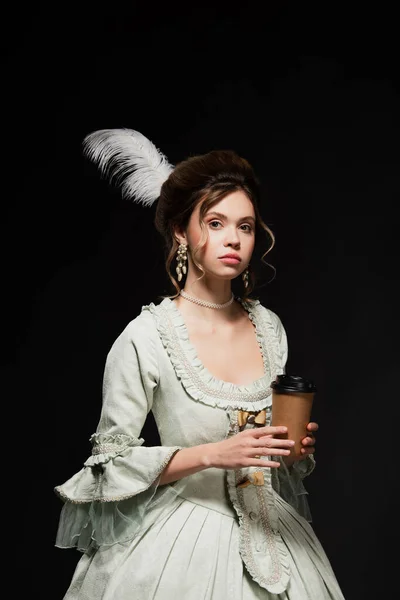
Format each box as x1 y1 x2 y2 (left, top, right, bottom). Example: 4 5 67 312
268 310 316 522
54 315 183 551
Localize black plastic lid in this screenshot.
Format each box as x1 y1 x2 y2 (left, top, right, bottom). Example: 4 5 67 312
270 374 317 394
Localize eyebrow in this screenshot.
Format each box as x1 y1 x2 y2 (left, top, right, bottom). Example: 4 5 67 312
206 211 256 224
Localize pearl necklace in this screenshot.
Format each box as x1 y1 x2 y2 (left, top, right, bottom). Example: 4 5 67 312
180 289 235 309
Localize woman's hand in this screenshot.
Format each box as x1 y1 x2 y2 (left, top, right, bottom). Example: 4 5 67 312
206 426 295 470
300 421 318 457
282 421 318 467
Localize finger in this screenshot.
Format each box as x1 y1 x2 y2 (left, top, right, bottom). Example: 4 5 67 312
253 426 288 438
252 434 294 448
301 446 315 455
252 459 281 468
257 437 295 449
307 422 319 431
301 436 315 446
252 447 291 456
242 457 282 468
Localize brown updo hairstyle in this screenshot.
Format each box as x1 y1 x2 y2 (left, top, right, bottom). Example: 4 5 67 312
154 149 275 303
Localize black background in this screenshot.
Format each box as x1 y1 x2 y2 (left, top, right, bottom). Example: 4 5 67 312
4 2 399 599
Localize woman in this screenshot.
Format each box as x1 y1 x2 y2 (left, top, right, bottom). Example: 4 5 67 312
55 129 345 599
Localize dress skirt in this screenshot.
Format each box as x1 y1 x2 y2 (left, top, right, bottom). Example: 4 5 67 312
62 491 344 600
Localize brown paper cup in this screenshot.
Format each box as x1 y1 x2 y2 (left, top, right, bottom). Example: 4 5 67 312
271 390 315 457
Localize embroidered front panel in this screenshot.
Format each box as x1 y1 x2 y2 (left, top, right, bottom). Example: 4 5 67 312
234 469 282 587
225 407 290 593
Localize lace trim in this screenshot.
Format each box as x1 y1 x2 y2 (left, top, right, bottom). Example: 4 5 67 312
54 446 182 504
236 298 273 383
161 309 270 402
84 433 145 467
147 298 281 410
92 443 127 455
90 433 144 456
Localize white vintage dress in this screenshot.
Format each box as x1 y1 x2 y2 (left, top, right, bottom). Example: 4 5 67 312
55 297 345 599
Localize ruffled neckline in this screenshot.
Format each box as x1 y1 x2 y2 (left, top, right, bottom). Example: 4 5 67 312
145 296 281 411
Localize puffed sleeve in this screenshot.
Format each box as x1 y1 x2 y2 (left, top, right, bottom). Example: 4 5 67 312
268 309 316 522
54 313 183 551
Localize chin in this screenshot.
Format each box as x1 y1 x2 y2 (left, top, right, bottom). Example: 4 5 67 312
213 272 239 282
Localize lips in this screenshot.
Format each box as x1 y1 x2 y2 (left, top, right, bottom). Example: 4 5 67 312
219 254 241 261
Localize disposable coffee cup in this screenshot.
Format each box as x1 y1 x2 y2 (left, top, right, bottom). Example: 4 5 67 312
270 374 317 458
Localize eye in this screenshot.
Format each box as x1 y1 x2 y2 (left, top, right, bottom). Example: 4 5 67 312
208 220 253 233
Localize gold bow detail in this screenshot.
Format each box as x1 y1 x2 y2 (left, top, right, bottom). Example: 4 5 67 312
237 409 266 430
236 409 267 488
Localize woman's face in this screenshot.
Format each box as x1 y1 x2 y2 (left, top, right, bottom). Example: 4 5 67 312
185 189 256 280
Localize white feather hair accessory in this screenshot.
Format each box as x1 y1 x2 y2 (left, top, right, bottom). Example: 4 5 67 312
82 128 174 207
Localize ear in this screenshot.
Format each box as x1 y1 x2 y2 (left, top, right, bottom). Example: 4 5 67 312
173 225 187 246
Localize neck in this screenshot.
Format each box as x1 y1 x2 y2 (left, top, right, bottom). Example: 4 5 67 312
181 275 233 306
174 281 243 324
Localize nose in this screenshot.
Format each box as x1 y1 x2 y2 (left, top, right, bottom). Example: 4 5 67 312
224 225 241 247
